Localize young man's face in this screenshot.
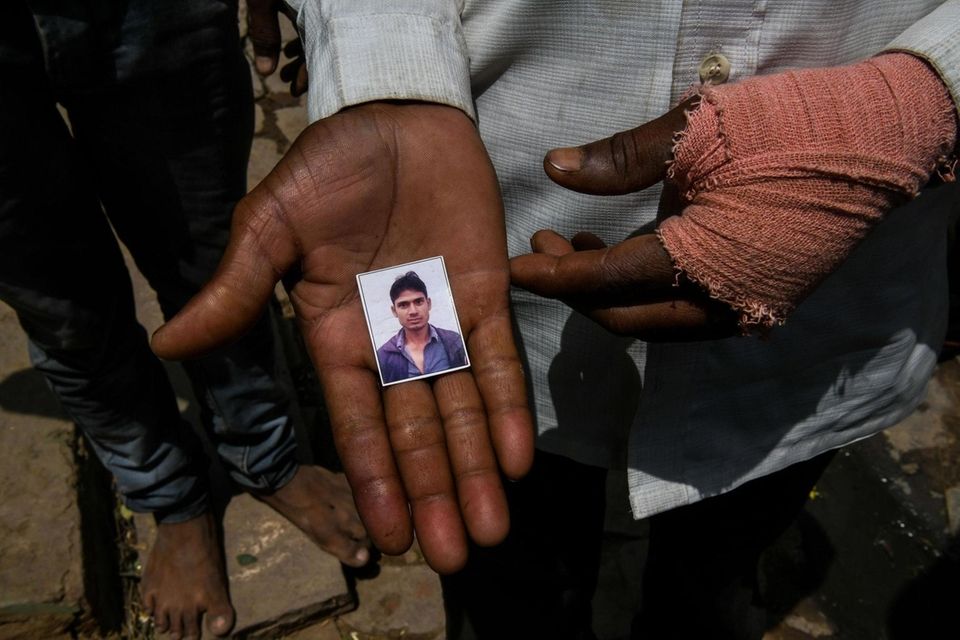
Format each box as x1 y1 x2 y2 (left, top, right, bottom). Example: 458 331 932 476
392 289 431 332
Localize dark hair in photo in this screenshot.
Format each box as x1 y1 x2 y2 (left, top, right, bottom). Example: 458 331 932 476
390 271 428 303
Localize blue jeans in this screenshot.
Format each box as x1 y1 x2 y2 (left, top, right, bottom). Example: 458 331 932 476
0 0 297 522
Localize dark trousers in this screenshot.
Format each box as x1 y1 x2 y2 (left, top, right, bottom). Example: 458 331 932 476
0 0 296 522
441 449 834 640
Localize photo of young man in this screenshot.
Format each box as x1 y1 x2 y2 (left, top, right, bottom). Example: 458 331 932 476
357 258 470 386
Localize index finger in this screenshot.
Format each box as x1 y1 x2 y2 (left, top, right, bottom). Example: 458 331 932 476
510 233 676 299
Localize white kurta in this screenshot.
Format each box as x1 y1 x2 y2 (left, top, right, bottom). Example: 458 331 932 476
288 0 960 518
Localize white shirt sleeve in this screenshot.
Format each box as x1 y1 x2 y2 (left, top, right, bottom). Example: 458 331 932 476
885 0 960 116
284 0 475 122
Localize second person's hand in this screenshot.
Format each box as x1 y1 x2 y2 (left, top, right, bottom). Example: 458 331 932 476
511 100 738 341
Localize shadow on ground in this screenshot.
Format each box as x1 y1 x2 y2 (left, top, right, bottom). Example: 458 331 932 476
0 367 65 419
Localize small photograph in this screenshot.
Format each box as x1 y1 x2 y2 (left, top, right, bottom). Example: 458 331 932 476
357 256 471 386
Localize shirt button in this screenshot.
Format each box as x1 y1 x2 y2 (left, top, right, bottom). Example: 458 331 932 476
699 54 731 84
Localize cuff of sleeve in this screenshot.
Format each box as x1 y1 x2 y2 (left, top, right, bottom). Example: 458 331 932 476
884 1 960 121
300 10 475 123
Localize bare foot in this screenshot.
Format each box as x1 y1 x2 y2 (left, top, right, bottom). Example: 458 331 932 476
258 465 372 567
140 513 235 638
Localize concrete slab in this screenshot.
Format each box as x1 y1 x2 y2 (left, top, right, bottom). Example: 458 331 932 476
263 60 295 98
873 359 960 543
764 598 836 639
882 373 957 458
283 618 342 640
254 103 266 135
279 13 298 44
134 493 353 638
249 62 267 100
0 303 84 638
945 485 960 536
335 548 445 640
274 106 308 146
247 137 282 188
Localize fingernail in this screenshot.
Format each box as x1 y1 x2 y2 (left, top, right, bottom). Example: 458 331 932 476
547 147 583 173
355 548 370 565
255 56 275 75
209 614 232 635
529 229 547 251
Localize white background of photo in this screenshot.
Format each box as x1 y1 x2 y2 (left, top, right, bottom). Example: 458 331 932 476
357 257 464 354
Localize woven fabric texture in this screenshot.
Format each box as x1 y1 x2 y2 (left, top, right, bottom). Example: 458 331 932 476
659 52 958 331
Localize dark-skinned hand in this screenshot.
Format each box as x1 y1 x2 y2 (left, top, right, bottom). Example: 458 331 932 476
510 100 738 340
514 56 957 336
246 0 308 95
151 102 534 574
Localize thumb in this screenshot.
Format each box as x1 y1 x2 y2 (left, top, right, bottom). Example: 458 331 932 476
543 98 695 196
151 189 299 360
247 0 282 75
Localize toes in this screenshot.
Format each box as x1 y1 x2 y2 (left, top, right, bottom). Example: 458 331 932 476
344 521 372 564
169 611 184 640
301 507 371 567
205 601 236 637
342 509 369 541
182 609 199 640
258 466 373 567
333 510 372 566
141 590 156 617
344 543 371 568
320 530 371 567
154 608 170 634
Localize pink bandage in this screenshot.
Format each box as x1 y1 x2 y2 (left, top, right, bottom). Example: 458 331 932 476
657 53 958 331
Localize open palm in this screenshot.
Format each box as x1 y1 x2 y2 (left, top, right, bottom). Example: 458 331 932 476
152 103 533 573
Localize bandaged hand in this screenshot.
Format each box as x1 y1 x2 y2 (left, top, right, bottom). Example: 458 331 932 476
511 52 957 335
661 52 957 329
